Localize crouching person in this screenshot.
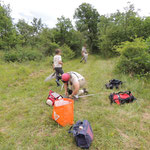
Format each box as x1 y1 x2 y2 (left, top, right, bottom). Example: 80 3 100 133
61 72 88 99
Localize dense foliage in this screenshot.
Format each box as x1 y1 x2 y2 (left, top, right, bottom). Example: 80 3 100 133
116 38 150 76
0 1 150 75
74 3 100 53
4 47 43 62
0 2 17 50
60 44 75 61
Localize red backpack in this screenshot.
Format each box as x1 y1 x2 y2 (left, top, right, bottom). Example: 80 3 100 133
109 91 136 105
46 90 63 106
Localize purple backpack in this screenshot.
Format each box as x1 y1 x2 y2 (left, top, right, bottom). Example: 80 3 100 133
69 120 94 149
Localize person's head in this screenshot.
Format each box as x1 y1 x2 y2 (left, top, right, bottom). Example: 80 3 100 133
55 49 61 55
61 73 70 83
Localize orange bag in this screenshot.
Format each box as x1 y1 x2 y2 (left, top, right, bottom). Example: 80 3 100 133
52 98 74 127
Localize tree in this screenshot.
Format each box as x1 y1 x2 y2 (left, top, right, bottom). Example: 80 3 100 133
74 3 100 53
38 27 59 56
55 16 73 45
16 19 33 46
68 30 85 56
142 17 150 39
30 17 43 47
0 2 17 50
16 18 43 47
55 16 85 56
31 18 43 35
97 3 144 57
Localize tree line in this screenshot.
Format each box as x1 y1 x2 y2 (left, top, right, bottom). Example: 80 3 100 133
1 1 150 59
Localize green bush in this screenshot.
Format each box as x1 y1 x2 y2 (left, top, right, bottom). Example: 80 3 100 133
116 38 150 75
146 36 150 53
60 44 75 61
4 47 43 62
23 50 43 61
98 35 114 57
68 31 85 56
4 50 19 62
43 42 59 56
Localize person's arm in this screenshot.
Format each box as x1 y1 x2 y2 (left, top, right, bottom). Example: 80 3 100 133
69 82 80 98
64 83 68 96
81 50 84 56
58 56 63 65
59 61 63 65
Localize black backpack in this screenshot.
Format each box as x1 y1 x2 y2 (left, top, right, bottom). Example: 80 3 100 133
68 120 94 149
105 79 123 89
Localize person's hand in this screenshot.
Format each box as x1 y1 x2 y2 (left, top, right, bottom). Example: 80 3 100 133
65 91 68 97
69 95 73 99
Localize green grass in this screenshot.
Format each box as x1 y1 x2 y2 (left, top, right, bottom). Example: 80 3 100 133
0 55 150 150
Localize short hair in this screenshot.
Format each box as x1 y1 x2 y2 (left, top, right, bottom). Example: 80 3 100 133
55 49 61 54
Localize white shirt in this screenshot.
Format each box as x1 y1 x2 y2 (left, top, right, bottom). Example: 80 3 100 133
53 55 62 68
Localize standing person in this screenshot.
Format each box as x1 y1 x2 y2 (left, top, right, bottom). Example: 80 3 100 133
53 49 64 86
80 44 88 63
61 71 88 99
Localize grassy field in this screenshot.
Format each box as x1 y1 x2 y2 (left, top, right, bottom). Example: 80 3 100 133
0 55 150 150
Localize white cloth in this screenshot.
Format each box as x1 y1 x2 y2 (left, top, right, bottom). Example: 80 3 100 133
83 53 88 59
53 55 62 68
82 46 87 54
74 89 84 99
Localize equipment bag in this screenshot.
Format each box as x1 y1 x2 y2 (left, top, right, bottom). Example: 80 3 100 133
109 91 136 105
46 90 63 106
105 79 123 89
68 120 93 149
52 98 74 127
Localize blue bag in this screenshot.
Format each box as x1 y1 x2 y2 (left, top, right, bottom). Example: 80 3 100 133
68 120 93 149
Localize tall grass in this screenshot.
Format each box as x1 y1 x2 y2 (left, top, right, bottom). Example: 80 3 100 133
0 55 150 150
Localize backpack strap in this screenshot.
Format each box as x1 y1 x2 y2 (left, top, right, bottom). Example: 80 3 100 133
118 91 131 95
70 72 80 79
68 126 73 133
109 94 114 105
68 120 83 136
116 91 132 104
68 126 77 136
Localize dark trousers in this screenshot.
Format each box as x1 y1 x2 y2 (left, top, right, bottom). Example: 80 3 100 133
54 67 64 81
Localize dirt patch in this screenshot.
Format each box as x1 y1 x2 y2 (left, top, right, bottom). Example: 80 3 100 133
0 127 6 133
116 128 140 149
29 70 46 78
142 112 150 121
116 128 129 139
7 70 48 87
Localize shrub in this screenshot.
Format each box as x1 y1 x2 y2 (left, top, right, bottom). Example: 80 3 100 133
98 35 114 57
98 26 123 57
4 46 43 62
146 37 150 53
68 31 85 56
116 38 150 75
23 50 43 61
60 44 75 61
4 50 19 62
43 42 59 56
